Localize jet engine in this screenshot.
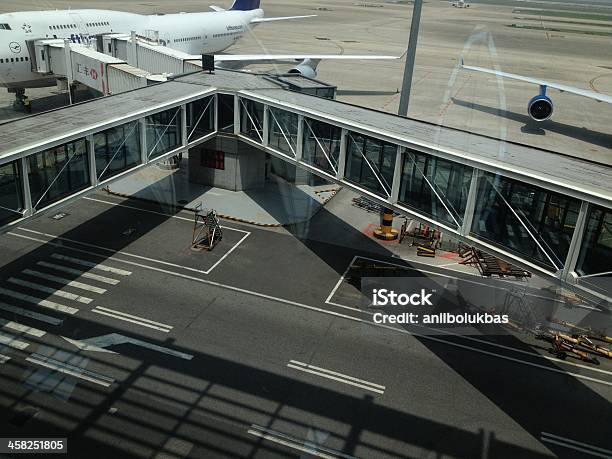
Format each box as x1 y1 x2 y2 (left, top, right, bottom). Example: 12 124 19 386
287 58 319 78
527 94 553 121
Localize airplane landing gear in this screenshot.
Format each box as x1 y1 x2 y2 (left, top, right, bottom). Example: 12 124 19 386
12 88 32 114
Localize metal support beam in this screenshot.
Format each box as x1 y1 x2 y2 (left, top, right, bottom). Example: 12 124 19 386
336 128 348 180
233 95 241 135
262 105 269 147
139 117 147 165
460 168 481 236
19 158 33 217
560 201 590 282
390 146 404 204
181 104 188 148
295 114 304 161
398 0 423 117
213 94 219 132
87 134 98 187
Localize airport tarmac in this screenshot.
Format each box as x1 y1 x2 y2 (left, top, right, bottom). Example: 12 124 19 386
1 0 611 165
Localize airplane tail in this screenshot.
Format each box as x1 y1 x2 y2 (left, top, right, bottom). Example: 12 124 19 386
229 0 261 10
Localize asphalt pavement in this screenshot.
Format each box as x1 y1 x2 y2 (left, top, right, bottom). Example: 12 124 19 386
0 192 610 459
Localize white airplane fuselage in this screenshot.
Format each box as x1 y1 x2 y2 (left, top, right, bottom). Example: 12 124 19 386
0 8 263 89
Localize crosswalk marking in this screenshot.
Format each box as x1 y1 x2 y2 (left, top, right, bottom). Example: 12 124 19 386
0 302 63 325
37 261 120 285
0 288 78 315
8 278 93 304
0 331 30 350
0 319 46 337
22 269 107 294
50 254 132 276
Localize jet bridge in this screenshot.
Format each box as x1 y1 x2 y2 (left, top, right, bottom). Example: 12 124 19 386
29 35 187 95
0 69 610 303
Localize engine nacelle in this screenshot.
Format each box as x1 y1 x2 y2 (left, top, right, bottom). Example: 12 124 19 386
527 94 553 121
287 58 318 78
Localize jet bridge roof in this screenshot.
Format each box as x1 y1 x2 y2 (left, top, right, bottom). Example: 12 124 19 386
0 69 610 207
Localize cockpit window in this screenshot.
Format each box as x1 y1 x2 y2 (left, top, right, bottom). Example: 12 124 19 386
0 24 12 30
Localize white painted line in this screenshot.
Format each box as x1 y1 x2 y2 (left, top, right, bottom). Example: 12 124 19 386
247 425 356 459
8 278 93 304
0 353 10 364
22 269 106 294
26 354 114 387
289 360 386 390
0 287 78 315
324 255 357 304
541 432 612 458
0 331 30 350
37 261 120 285
0 302 63 326
0 319 46 337
204 230 251 274
92 306 173 332
20 228 211 275
83 196 251 234
288 361 385 394
50 253 131 276
9 231 612 386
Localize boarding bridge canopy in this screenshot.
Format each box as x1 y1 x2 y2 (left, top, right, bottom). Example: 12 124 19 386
0 69 610 300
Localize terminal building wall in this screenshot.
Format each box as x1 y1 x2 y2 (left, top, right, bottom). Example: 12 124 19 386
188 135 266 191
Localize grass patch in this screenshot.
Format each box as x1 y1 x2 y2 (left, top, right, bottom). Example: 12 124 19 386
508 23 612 36
512 9 612 22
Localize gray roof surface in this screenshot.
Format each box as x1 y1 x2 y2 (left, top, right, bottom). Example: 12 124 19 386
243 86 612 205
0 81 212 160
0 69 609 205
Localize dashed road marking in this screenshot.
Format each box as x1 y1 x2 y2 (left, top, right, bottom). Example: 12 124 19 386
0 302 63 325
22 269 107 294
37 261 120 285
8 277 93 304
50 253 131 276
0 318 46 337
0 287 78 315
0 331 30 350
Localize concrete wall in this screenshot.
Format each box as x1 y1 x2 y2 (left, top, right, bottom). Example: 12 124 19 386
188 135 266 191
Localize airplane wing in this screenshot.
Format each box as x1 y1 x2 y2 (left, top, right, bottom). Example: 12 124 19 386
250 15 317 23
209 6 225 12
461 61 612 104
213 54 399 62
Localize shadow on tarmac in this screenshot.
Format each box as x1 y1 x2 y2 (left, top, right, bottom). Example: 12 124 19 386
0 164 610 458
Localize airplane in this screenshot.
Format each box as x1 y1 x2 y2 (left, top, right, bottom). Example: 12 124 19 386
0 0 398 107
461 60 612 121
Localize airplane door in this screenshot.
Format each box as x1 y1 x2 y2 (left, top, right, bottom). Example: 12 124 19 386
69 13 89 43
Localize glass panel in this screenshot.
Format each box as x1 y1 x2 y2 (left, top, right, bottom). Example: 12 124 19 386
187 96 214 142
268 107 298 156
28 138 90 210
240 99 264 142
146 107 181 159
0 160 23 226
577 205 612 276
398 150 472 227
302 118 341 175
471 172 579 270
217 94 234 133
94 120 140 182
345 132 396 198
